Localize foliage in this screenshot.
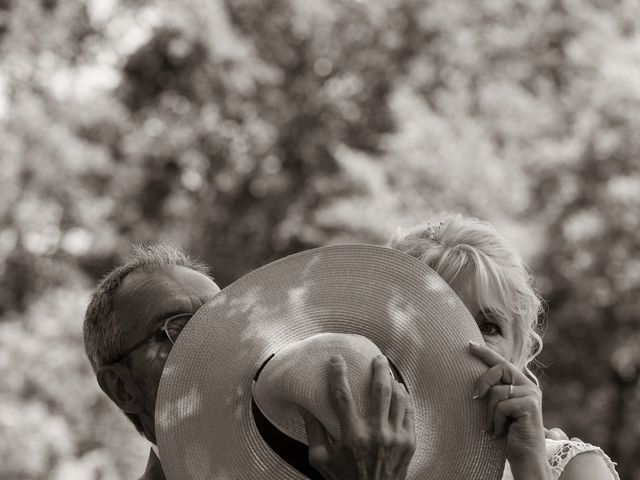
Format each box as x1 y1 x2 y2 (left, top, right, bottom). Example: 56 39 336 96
0 287 148 480
0 0 639 478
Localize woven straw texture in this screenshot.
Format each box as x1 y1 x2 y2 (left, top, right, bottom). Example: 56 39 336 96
156 244 506 479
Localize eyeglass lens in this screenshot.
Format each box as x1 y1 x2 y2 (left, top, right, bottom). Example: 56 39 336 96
165 315 191 344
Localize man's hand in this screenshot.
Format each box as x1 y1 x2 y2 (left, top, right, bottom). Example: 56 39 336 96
302 355 416 480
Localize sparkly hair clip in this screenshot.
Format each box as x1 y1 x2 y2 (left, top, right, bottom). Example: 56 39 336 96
421 220 444 241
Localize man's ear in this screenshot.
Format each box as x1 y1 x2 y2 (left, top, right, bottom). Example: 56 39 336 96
97 364 144 414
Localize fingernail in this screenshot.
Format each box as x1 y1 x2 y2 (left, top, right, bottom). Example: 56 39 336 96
469 340 479 348
472 389 480 399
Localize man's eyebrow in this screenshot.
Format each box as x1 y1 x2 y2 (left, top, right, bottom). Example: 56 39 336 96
148 308 193 330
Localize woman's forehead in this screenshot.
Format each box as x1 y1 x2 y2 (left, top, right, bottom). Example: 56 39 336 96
451 275 509 319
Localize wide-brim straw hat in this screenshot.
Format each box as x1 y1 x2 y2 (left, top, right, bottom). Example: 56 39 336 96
156 244 506 479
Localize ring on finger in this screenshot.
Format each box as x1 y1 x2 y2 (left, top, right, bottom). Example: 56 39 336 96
508 384 514 399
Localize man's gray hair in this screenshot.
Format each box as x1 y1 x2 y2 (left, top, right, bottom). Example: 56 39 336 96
83 243 210 434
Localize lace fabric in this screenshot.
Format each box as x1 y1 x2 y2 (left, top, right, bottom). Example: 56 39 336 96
501 438 620 480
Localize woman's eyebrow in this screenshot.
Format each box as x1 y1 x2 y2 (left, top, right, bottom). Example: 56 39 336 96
477 309 503 323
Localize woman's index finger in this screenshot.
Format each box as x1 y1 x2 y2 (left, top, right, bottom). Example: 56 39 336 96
469 341 530 384
468 341 505 366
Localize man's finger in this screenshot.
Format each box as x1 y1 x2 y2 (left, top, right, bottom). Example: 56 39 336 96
303 412 331 470
403 387 415 434
304 411 330 447
388 380 408 430
328 355 359 432
370 355 393 423
397 408 417 478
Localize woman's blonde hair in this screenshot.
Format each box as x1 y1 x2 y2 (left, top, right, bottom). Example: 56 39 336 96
387 214 544 383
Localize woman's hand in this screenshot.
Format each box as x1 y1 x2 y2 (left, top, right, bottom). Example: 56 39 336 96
302 355 416 480
545 427 583 444
545 428 570 441
469 341 551 479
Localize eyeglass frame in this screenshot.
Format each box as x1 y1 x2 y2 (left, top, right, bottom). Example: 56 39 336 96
103 312 193 366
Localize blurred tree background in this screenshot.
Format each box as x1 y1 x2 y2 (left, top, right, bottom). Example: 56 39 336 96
0 0 639 478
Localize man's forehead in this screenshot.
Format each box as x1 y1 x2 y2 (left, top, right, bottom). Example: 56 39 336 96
118 265 206 295
113 265 219 332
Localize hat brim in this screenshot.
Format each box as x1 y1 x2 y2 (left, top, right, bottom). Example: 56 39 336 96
156 244 506 479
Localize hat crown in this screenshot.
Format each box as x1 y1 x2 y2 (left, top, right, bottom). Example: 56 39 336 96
254 332 383 443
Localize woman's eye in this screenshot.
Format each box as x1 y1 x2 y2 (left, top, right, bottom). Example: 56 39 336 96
479 322 501 336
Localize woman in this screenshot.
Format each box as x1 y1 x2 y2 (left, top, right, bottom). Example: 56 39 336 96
387 214 619 480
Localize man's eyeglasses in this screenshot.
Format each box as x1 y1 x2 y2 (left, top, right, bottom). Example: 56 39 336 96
105 312 193 365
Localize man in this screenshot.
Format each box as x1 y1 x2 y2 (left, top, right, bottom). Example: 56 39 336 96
83 244 415 480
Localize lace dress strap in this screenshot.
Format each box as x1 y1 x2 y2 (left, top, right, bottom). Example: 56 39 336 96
501 439 620 480
546 438 620 480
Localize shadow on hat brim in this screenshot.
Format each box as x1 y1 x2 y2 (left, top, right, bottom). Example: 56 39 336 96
156 244 506 479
